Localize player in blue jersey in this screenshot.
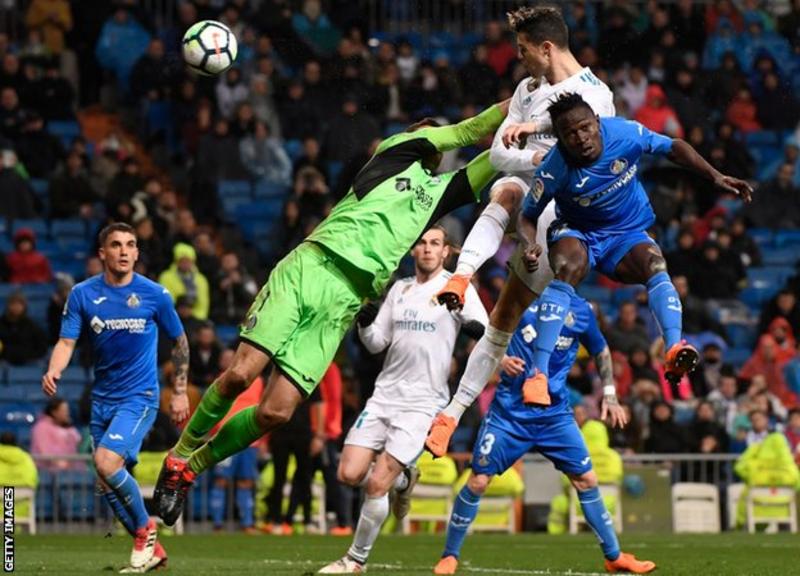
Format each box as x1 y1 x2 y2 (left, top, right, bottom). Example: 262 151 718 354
433 295 655 575
42 222 189 574
515 93 752 406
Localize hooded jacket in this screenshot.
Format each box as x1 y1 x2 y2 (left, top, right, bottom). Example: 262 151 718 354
158 243 210 320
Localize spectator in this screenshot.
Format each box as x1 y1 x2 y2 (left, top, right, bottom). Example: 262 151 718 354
294 165 331 221
666 68 709 131
707 367 740 434
598 7 639 67
175 294 203 339
15 110 63 178
191 231 220 284
46 272 73 344
0 149 37 220
690 241 740 300
606 301 651 355
30 397 82 471
0 86 25 139
189 322 222 390
158 242 210 320
618 65 648 116
106 157 145 220
690 343 726 397
129 38 176 104
291 0 339 57
293 136 326 180
766 316 796 363
644 401 687 453
0 292 47 364
484 21 516 77
628 346 660 383
239 120 292 186
49 150 97 218
278 79 319 140
786 408 800 460
728 216 761 267
229 101 256 139
665 229 698 278
172 208 197 246
33 60 75 121
7 228 52 284
395 40 418 83
725 86 762 133
322 93 380 164
211 252 258 325
759 289 800 336
216 67 249 120
749 162 800 228
248 73 281 138
94 7 150 94
740 334 796 407
756 71 800 131
746 409 771 446
459 44 498 107
24 0 72 54
634 84 684 137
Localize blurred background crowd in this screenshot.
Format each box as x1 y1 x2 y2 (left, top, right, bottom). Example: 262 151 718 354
1 0 800 532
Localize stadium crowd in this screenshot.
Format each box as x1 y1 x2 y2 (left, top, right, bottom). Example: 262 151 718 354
1 0 800 531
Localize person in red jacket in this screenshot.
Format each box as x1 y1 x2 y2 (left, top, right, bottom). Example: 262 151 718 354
314 363 353 535
634 84 684 138
7 228 52 283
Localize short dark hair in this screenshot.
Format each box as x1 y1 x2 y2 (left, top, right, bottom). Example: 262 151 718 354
547 92 594 130
99 222 136 246
419 223 449 246
44 396 66 417
507 6 569 48
406 117 442 133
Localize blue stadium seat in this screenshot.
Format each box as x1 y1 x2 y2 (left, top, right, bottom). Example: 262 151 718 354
284 139 303 162
746 266 795 289
217 180 252 199
0 401 37 428
23 283 55 300
724 347 752 367
26 300 49 328
51 218 86 240
761 247 800 266
748 228 773 247
215 324 239 346
235 199 283 223
29 178 49 198
739 285 780 309
774 230 800 248
253 179 288 199
7 365 44 386
725 323 758 349
221 196 252 223
46 120 81 147
56 382 85 402
0 386 28 402
10 218 48 239
59 366 89 385
611 285 644 305
50 256 86 279
326 161 343 185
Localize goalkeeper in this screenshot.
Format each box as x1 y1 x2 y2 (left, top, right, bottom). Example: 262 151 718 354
153 99 511 525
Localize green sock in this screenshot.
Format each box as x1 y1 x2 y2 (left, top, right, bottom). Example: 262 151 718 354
174 381 235 459
188 406 264 474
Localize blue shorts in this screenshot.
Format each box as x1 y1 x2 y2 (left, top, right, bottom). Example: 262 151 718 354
471 410 592 477
214 446 259 481
90 400 157 466
548 219 656 278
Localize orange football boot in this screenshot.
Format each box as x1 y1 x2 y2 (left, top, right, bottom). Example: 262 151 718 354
664 340 699 384
433 556 459 575
605 551 657 574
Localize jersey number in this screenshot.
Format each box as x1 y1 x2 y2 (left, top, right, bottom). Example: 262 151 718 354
479 433 496 455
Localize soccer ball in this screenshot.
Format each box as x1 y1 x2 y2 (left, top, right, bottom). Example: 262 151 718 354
182 20 238 76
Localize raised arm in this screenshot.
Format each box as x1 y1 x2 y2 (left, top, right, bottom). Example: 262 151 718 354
423 99 509 152
668 139 753 202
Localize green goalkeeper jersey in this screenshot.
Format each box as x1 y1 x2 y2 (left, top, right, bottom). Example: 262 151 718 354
306 104 504 298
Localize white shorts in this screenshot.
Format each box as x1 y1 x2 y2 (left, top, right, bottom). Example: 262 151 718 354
344 398 434 466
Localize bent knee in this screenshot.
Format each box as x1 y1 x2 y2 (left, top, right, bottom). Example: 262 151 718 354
569 471 597 492
255 402 292 428
467 473 491 495
337 465 365 487
648 253 668 276
94 451 124 480
218 367 252 397
489 184 525 213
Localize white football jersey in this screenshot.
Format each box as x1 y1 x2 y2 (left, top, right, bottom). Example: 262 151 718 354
490 67 615 183
358 270 488 411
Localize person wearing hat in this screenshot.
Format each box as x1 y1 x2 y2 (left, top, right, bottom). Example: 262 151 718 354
158 243 210 320
7 228 52 284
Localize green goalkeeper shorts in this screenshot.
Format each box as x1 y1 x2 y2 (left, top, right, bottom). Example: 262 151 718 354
239 242 364 395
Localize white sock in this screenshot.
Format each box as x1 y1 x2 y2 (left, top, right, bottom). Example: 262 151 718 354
455 202 510 276
348 494 390 563
443 325 513 421
357 464 375 488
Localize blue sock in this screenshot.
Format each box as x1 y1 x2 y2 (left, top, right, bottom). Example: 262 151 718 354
235 486 255 528
106 468 150 531
646 272 682 349
103 490 136 536
210 483 226 528
533 280 575 377
442 486 481 559
578 487 620 561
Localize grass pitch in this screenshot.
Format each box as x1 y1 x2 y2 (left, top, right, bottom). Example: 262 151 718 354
13 532 799 575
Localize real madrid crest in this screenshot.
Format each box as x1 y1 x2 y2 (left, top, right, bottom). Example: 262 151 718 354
533 178 545 200
527 77 541 91
126 293 140 308
611 158 628 175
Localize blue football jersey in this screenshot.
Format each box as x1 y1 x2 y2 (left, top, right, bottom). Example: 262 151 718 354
522 117 674 232
60 273 184 407
492 294 607 424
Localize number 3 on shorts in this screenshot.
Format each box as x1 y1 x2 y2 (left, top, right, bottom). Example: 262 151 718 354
479 432 495 455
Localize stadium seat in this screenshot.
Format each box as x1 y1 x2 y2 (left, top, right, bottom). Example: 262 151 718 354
739 286 780 309
51 218 87 240
761 247 800 267
402 452 457 534
611 285 643 305
746 487 798 533
774 230 800 248
748 228 773 247
7 366 44 386
46 120 81 147
217 180 252 199
215 324 239 346
326 161 343 185
724 347 752 367
746 266 796 289
59 366 89 385
577 284 613 304
569 483 622 534
221 196 252 223
727 483 746 530
0 385 28 402
284 139 303 162
725 323 758 349
29 178 49 198
671 483 721 533
10 218 48 239
13 487 36 534
252 179 288 199
453 468 524 533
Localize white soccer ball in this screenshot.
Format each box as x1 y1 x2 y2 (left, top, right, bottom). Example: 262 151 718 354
182 20 238 76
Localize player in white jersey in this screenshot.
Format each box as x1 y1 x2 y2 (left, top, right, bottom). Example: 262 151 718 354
319 225 487 574
428 6 616 456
